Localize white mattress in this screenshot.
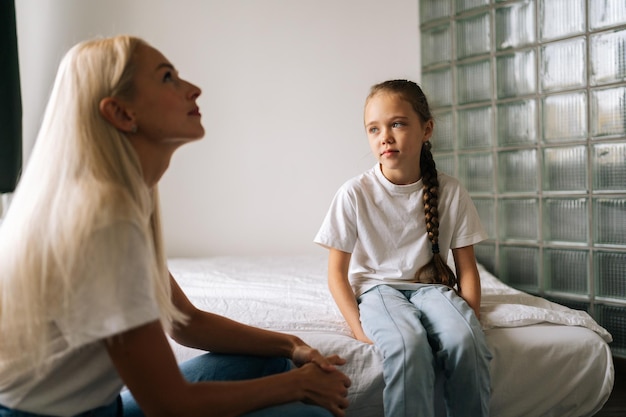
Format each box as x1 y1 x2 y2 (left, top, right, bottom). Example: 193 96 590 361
167 254 614 417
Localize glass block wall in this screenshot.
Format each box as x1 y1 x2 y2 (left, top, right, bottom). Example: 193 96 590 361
419 0 626 357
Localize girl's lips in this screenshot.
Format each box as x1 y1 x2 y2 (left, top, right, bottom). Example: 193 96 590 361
188 108 201 116
381 150 398 156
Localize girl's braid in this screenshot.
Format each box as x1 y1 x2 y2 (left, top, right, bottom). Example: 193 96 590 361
415 136 458 288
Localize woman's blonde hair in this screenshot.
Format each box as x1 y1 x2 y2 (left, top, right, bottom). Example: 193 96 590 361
0 35 186 373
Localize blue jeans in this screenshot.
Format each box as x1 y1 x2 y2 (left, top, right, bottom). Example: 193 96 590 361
358 284 492 417
0 354 331 417
122 353 332 417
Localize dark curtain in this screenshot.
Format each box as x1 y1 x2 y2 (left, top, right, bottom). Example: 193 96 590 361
0 0 22 193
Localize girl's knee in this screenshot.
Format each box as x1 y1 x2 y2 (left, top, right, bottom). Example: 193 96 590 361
441 330 479 359
405 335 433 360
381 333 432 369
447 326 474 346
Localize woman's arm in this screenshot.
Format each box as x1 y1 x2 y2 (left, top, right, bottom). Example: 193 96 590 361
452 245 482 319
105 320 350 417
327 248 372 344
167 274 344 370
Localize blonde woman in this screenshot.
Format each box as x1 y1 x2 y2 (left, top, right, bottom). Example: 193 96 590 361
0 35 350 417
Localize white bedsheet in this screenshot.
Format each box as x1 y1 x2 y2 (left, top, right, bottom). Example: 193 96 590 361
167 254 614 417
478 264 612 341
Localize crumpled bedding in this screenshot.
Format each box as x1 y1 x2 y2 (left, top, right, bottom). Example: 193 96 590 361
166 254 614 417
169 255 348 333
477 264 612 342
168 254 611 342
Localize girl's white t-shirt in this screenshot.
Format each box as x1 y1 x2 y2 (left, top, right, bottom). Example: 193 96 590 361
0 221 161 416
314 164 488 297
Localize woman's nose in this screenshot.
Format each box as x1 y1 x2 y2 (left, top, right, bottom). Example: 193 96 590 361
186 81 201 100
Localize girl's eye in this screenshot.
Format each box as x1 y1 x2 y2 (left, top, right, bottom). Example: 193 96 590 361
392 122 403 128
369 127 379 134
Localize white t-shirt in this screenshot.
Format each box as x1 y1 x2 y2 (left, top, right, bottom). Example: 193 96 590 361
0 221 161 416
314 164 487 297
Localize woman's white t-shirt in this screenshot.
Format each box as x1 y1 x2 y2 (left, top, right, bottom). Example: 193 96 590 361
314 164 487 297
0 221 161 416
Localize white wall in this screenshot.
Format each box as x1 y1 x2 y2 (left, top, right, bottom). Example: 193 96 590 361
15 0 420 257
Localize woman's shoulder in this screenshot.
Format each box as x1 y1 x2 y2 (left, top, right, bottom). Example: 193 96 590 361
88 182 151 227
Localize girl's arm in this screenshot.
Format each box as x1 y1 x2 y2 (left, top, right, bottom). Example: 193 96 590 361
327 248 372 344
452 245 482 319
105 320 350 417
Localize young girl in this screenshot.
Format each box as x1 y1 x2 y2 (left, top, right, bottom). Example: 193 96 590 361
314 79 491 417
0 35 350 417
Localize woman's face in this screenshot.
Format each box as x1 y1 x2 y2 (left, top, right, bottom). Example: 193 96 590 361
126 43 204 144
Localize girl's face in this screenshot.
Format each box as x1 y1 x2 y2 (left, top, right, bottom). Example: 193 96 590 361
364 92 433 185
126 44 205 144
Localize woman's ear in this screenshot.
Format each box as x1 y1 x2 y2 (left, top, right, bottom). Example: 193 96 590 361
99 97 136 133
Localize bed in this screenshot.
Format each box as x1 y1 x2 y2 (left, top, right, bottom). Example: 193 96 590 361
166 253 614 417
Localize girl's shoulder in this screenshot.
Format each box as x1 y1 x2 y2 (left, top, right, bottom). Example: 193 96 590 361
337 166 379 194
437 171 465 190
436 171 473 202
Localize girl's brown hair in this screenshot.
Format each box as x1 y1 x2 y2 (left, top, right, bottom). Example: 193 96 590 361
367 80 457 288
